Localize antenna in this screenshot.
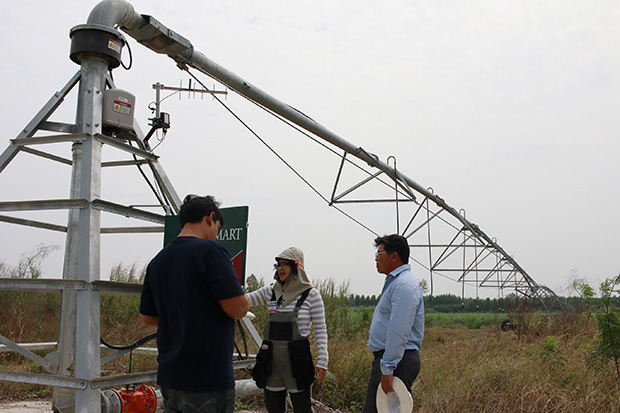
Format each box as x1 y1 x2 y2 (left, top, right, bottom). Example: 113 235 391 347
152 80 228 117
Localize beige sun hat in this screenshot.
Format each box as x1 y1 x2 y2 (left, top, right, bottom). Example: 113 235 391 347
376 376 413 413
272 247 312 306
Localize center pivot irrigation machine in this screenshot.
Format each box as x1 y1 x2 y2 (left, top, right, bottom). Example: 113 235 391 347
0 0 567 411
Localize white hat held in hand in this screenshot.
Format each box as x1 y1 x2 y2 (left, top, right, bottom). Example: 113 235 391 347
376 376 413 413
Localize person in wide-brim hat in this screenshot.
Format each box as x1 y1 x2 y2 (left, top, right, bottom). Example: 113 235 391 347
246 247 328 413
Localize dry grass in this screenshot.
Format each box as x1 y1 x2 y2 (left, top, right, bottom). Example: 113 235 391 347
1 290 619 412
413 311 619 412
0 292 158 400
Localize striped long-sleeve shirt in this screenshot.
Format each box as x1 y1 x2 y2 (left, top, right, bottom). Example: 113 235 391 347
247 285 329 369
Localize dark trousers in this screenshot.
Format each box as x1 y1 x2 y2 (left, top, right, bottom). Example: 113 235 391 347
161 387 235 413
361 350 421 413
264 388 312 413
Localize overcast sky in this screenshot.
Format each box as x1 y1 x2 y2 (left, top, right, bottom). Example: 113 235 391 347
1 0 618 298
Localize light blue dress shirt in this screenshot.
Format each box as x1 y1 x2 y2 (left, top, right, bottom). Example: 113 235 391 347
368 264 424 375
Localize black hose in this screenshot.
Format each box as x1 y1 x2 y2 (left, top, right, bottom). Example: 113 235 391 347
100 332 157 351
234 319 249 360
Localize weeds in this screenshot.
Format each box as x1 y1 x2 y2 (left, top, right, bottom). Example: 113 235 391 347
0 244 60 280
2 260 620 411
538 335 567 368
574 274 620 383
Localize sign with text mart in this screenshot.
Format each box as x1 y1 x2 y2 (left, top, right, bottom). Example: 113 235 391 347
163 206 249 285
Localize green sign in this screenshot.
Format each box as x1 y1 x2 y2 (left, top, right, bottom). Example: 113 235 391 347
163 206 249 284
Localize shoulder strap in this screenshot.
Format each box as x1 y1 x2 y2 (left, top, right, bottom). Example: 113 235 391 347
271 287 312 309
295 288 313 308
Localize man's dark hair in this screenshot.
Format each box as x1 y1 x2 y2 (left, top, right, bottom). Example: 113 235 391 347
374 234 410 263
179 195 225 228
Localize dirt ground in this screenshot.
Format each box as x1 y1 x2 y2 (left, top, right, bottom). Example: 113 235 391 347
0 400 52 412
0 400 268 413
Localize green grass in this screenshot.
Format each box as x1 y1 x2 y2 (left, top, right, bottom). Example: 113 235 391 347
424 311 502 329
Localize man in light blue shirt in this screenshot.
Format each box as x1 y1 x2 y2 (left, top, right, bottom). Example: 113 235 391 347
362 234 424 413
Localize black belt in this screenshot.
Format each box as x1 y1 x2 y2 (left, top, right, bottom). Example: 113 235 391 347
373 349 418 359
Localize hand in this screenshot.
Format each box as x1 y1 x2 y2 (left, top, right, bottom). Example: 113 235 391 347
380 373 394 394
315 367 327 384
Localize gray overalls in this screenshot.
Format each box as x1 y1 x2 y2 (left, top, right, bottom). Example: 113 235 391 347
254 288 315 391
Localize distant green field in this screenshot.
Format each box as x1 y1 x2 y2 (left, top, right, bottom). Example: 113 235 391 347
344 305 504 330
424 311 502 329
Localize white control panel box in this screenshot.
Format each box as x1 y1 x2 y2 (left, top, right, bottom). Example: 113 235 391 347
102 89 136 131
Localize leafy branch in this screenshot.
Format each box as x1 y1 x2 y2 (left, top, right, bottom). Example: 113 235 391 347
574 274 620 382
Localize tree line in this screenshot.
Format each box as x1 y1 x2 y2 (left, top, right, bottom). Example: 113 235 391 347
348 292 620 313
348 293 512 312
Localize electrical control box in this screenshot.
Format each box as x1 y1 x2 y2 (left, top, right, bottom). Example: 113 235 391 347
102 89 135 132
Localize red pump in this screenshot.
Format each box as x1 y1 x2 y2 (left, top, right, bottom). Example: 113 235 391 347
111 384 158 413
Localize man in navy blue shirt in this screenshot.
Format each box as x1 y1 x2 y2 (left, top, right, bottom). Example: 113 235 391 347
140 195 249 412
362 234 424 413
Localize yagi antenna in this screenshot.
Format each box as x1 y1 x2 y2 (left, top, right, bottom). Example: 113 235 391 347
151 80 228 117
145 81 228 145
